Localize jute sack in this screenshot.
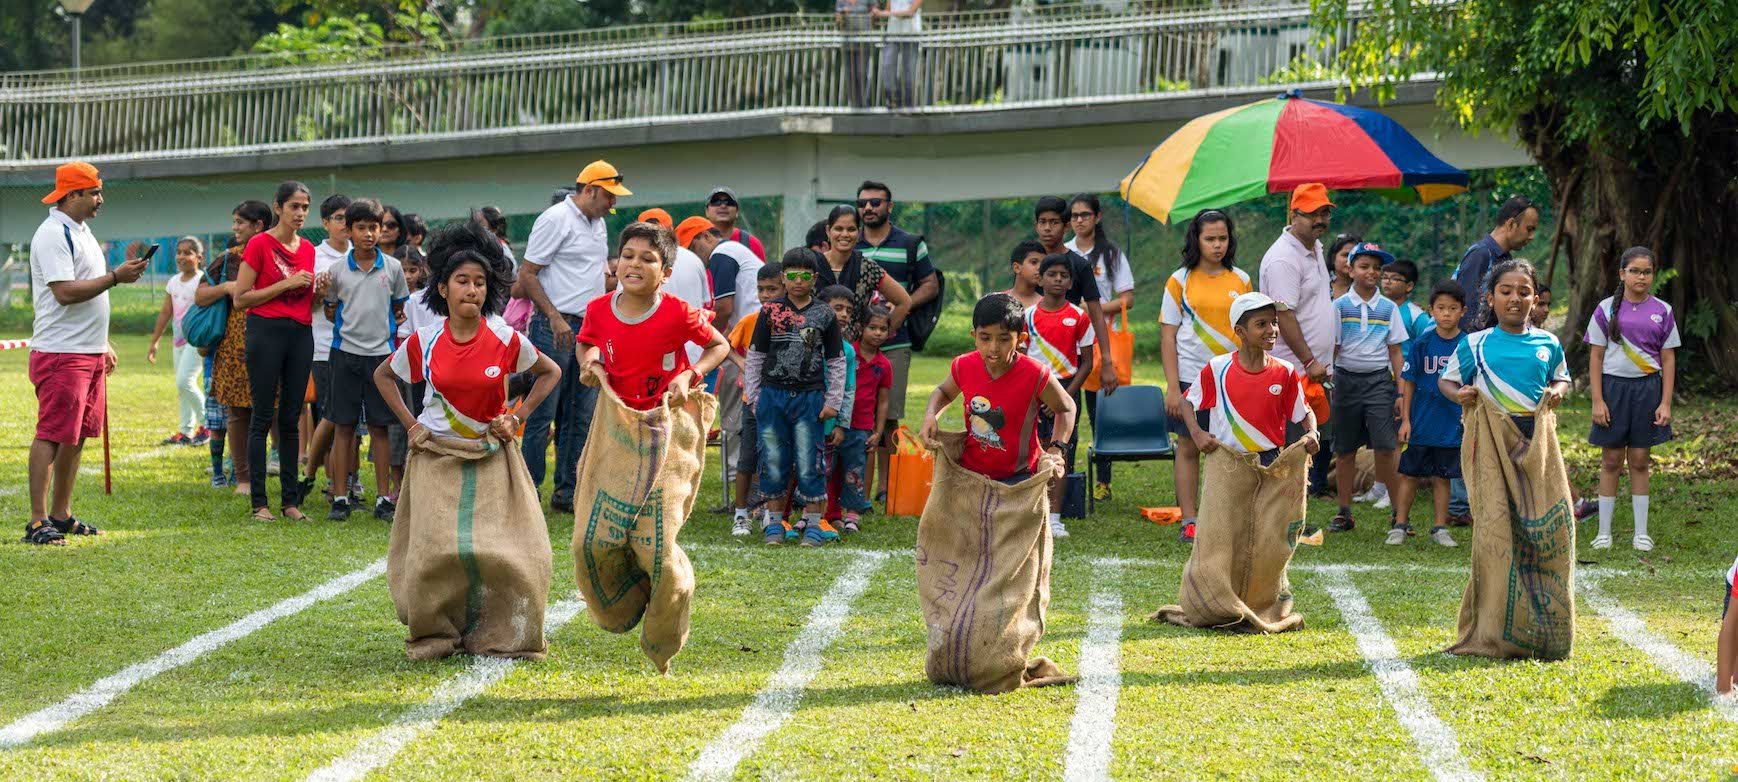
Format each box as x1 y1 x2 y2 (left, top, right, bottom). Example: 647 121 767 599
916 431 1075 694
572 377 718 673
388 429 552 660
1327 449 1377 496
1151 442 1311 633
1446 402 1576 660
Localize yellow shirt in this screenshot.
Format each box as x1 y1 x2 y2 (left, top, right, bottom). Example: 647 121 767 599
1160 266 1253 384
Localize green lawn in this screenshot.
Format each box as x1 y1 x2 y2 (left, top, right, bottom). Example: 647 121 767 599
3 334 1738 780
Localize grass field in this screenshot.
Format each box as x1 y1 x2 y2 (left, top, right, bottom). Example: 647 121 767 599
5 334 1738 780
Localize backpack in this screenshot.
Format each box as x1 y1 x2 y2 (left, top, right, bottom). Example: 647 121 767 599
904 234 946 352
181 258 230 350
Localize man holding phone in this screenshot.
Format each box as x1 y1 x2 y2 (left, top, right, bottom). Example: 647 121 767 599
24 162 146 546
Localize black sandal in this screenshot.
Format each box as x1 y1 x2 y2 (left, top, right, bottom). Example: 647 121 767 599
282 506 308 522
23 521 67 546
49 516 102 536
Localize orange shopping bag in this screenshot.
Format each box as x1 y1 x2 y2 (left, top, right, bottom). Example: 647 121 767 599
1083 310 1135 392
885 426 934 517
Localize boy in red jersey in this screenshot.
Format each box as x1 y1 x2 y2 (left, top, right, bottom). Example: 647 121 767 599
1024 253 1094 538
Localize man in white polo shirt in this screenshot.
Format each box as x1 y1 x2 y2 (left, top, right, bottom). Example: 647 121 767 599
24 162 146 545
1261 182 1338 505
515 160 628 512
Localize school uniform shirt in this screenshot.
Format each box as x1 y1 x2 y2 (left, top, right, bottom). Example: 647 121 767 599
1186 353 1308 454
1401 330 1468 447
1024 301 1094 378
391 320 539 440
1065 237 1135 301
1160 266 1253 385
1442 326 1570 415
242 232 318 326
312 240 346 361
165 273 200 347
1394 298 1432 359
1585 295 1681 378
29 208 111 354
401 288 508 336
1333 288 1408 373
851 348 893 431
951 352 1049 480
577 291 716 411
326 249 410 357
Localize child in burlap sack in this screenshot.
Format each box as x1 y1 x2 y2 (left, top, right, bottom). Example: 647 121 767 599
1153 292 1321 633
914 294 1080 694
375 220 563 660
1438 259 1576 660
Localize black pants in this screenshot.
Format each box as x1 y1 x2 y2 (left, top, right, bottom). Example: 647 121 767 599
245 314 314 510
1083 391 1111 482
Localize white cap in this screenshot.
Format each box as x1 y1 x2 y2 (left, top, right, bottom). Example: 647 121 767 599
1229 292 1289 328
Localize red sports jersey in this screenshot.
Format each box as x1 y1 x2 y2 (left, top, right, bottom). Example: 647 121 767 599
390 320 539 440
1185 353 1308 454
577 291 716 410
951 352 1050 480
1024 301 1094 377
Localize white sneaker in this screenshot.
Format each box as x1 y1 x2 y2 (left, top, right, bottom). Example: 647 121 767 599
1355 482 1389 505
1049 518 1070 539
1633 534 1654 552
1590 534 1612 549
1385 527 1407 545
1373 493 1392 510
1430 528 1458 548
731 515 751 537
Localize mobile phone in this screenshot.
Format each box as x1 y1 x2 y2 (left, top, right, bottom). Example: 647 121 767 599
136 244 159 264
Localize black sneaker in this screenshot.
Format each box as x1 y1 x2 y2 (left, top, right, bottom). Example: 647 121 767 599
1328 513 1355 532
373 497 396 522
551 496 574 514
328 497 353 521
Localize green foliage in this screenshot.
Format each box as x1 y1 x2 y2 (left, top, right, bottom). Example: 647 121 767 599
1258 53 1333 86
251 0 444 62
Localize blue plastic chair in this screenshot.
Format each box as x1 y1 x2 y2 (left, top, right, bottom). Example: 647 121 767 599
1086 385 1175 512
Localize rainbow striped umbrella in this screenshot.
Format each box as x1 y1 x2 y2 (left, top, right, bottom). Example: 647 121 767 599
1120 91 1469 224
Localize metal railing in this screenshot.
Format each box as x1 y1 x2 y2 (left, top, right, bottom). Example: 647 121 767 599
0 2 1429 166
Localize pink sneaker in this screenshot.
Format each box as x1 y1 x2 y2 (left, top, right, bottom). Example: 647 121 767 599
842 512 860 534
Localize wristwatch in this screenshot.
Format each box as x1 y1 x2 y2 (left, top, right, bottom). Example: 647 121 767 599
1047 439 1069 450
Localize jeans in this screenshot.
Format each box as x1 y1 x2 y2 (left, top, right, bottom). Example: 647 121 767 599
244 314 313 510
1449 477 1469 516
758 387 827 504
829 428 873 514
523 312 597 504
880 39 921 107
173 343 206 436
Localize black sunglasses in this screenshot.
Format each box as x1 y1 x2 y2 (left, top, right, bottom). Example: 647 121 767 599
1069 211 1095 220
383 222 400 229
708 195 736 206
857 198 886 208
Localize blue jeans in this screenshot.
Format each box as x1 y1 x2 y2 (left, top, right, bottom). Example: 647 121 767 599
758 387 827 505
1449 477 1469 516
523 312 598 504
831 428 873 513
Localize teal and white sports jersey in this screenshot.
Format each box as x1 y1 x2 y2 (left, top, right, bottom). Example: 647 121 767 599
1441 326 1570 415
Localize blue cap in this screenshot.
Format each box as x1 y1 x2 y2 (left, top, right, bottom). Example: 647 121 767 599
1349 241 1396 266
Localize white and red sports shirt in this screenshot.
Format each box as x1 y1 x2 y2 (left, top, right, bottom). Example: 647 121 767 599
390 320 539 439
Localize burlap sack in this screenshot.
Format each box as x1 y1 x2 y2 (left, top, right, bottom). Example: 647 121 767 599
916 431 1076 694
1446 403 1576 660
572 379 718 673
1151 442 1311 633
1328 449 1377 495
388 429 552 661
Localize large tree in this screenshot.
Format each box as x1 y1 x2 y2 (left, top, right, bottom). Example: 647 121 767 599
1316 0 1738 383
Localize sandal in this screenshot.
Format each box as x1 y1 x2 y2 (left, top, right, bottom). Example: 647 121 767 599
282 506 308 522
22 521 67 546
49 515 102 536
1328 513 1356 533
252 507 275 522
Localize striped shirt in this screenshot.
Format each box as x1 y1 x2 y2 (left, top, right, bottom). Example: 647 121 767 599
1332 288 1408 373
856 225 934 349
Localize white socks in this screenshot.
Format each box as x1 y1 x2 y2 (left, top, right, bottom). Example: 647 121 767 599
1633 495 1649 539
1597 496 1616 538
734 507 749 520
1048 512 1061 525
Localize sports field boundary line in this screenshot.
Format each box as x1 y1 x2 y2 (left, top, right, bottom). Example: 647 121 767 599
303 598 586 782
79 445 180 476
1317 567 1484 782
1579 574 1738 722
1063 559 1126 782
0 557 388 749
684 550 891 782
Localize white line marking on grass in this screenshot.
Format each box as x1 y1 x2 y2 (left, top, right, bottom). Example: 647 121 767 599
1317 567 1484 782
304 598 587 782
1063 559 1126 782
1580 575 1738 722
0 558 387 749
79 445 181 476
685 551 891 782
0 487 17 499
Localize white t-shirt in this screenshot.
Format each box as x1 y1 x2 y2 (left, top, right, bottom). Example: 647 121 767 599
29 208 110 354
667 247 715 364
708 240 764 329
311 240 347 361
165 272 200 346
1065 237 1135 303
887 0 922 32
522 197 609 317
402 287 507 336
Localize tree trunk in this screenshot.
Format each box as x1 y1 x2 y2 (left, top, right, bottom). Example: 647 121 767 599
1516 107 1738 387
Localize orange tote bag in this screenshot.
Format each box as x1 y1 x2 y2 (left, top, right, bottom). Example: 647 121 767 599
885 426 934 517
1083 310 1135 392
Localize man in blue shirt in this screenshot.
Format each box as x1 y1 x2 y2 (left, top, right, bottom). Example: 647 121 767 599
1453 195 1540 332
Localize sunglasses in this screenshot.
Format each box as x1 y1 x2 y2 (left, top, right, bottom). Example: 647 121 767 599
585 175 626 187
856 198 886 208
1069 212 1095 220
383 222 399 229
784 270 815 282
709 196 736 207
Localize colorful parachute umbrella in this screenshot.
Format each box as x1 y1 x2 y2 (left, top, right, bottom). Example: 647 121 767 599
1120 90 1469 224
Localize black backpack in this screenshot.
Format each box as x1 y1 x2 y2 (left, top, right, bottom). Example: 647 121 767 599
904 234 945 352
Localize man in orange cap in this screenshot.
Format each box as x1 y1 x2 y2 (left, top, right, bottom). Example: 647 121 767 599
515 159 631 511
1260 182 1338 512
24 162 148 545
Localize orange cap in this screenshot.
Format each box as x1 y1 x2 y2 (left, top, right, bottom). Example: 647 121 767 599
636 208 673 228
41 161 102 205
576 160 631 196
1289 182 1334 213
674 216 716 250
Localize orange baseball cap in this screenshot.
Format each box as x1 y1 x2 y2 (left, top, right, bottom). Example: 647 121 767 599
636 208 673 227
1289 182 1334 213
576 160 631 196
42 161 102 205
674 216 716 250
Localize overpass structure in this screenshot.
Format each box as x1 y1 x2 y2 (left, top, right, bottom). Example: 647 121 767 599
0 1 1528 245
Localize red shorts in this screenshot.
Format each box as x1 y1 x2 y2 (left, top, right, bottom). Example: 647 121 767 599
30 351 106 445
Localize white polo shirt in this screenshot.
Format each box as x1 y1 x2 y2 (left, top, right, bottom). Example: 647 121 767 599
522 196 609 317
312 239 346 361
1259 227 1336 371
667 247 714 363
30 208 110 354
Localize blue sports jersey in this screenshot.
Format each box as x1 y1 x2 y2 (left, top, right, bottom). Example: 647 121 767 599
1402 329 1467 447
1395 299 1433 361
1441 326 1570 414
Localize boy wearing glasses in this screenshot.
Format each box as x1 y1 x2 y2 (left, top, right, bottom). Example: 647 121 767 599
744 249 848 547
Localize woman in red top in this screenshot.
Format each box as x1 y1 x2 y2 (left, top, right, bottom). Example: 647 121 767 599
232 181 324 520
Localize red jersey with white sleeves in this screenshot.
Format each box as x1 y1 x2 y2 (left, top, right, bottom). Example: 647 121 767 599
950 352 1050 480
577 291 716 411
390 320 539 440
1185 353 1308 454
